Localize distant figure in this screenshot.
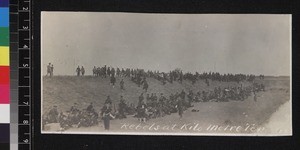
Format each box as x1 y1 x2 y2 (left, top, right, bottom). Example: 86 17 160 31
81 66 85 76
138 93 144 104
253 92 257 102
110 75 116 87
50 64 54 77
120 79 125 90
180 90 186 100
76 66 81 76
105 96 112 105
46 63 52 77
205 79 210 86
176 98 184 118
93 66 97 76
143 80 149 92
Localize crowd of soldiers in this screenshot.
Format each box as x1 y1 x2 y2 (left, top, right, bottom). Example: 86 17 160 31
43 81 265 130
91 65 261 85
44 64 266 130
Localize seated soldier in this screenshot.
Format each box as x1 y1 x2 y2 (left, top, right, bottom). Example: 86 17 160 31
105 96 112 105
86 102 95 113
48 105 59 123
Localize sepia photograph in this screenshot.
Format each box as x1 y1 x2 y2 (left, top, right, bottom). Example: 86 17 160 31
41 12 291 136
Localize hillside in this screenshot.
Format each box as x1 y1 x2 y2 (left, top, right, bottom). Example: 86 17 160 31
42 76 291 134
43 76 255 113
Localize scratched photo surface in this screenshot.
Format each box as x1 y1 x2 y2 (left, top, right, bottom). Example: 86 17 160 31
41 12 291 136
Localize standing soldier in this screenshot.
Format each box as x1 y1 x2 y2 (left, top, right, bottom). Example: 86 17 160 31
118 96 127 119
138 93 144 104
253 91 257 102
103 65 107 78
110 75 116 88
46 63 51 76
81 66 85 76
143 80 149 92
180 90 186 100
187 90 193 107
137 100 147 122
116 68 120 77
120 79 125 90
101 103 114 130
76 66 81 76
205 78 210 86
50 64 54 77
107 67 111 77
111 68 115 77
93 66 97 76
176 98 184 118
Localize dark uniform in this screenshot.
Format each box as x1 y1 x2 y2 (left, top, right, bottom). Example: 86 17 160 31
176 98 184 118
76 66 81 76
50 64 54 77
48 106 59 123
110 75 116 87
143 81 149 92
46 63 51 76
86 102 95 112
101 104 113 130
105 96 112 104
81 66 85 76
118 96 127 119
120 79 125 90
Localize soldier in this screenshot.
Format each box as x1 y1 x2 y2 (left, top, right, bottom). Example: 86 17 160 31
143 80 149 92
93 66 97 76
205 78 210 86
48 105 59 123
46 63 51 76
105 96 112 105
76 66 81 76
86 102 95 113
138 93 144 105
81 66 85 76
101 103 114 130
158 93 166 117
70 103 80 114
159 93 166 104
180 90 186 100
118 96 127 119
110 75 116 88
136 100 147 122
253 91 257 102
146 93 151 105
111 68 115 77
120 79 125 90
50 64 54 77
176 98 184 118
107 67 111 77
187 90 193 107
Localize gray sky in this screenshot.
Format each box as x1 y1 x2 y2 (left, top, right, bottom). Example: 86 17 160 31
41 12 291 76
